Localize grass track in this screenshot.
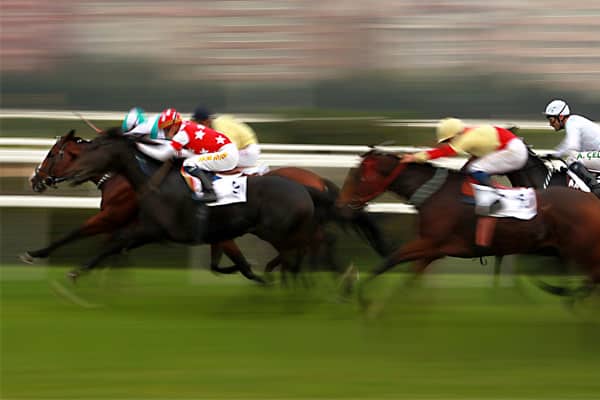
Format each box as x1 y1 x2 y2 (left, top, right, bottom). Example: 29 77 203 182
2 266 600 399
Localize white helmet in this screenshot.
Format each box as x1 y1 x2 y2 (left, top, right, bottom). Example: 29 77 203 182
544 100 570 117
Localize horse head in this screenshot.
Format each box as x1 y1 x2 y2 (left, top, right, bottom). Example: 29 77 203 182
336 149 404 210
31 129 90 192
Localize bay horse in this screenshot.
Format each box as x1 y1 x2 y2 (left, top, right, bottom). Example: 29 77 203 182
25 130 388 281
336 149 600 302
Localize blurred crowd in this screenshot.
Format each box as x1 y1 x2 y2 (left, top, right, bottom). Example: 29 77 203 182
2 0 600 91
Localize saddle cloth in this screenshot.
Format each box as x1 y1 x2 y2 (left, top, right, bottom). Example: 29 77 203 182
472 184 537 220
207 174 248 206
181 170 248 206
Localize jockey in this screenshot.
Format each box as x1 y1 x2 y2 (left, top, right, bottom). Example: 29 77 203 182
121 107 147 132
543 99 600 194
137 108 239 203
401 117 529 214
121 107 167 140
192 107 265 173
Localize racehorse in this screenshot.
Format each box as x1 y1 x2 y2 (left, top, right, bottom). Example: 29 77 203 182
61 128 320 281
25 130 388 281
336 149 600 302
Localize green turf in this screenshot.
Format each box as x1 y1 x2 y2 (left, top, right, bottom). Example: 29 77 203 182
2 266 599 399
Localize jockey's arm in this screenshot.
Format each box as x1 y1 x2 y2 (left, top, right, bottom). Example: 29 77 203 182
136 142 177 161
553 127 581 158
413 144 458 162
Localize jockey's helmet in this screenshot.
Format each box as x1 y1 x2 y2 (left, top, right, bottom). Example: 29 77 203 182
121 107 147 132
192 106 211 123
544 99 570 117
436 117 465 143
158 108 183 131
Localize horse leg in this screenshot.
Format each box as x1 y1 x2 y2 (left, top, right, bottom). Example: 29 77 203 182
21 210 126 262
209 242 238 274
68 223 160 282
369 238 440 279
567 268 600 308
22 227 86 262
493 255 503 288
363 256 439 318
358 238 441 309
212 240 264 284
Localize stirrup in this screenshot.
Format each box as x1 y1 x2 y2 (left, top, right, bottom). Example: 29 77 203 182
192 191 217 203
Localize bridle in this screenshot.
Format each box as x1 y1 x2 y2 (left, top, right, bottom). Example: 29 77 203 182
34 137 72 188
346 154 407 209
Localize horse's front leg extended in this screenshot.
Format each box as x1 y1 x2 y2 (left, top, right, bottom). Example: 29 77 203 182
360 238 439 297
68 223 159 282
370 238 441 278
22 227 85 262
21 210 126 262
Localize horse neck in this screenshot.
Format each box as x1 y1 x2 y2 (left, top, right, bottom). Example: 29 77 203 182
114 149 158 192
506 155 551 189
388 163 443 199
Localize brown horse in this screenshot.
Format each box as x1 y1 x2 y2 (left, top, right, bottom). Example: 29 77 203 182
25 130 387 280
336 149 600 301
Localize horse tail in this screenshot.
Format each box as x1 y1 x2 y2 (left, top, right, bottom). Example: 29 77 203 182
302 181 338 223
346 209 391 257
301 179 389 257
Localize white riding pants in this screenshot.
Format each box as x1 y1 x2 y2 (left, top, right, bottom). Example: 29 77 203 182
466 139 528 175
182 143 239 172
237 143 261 168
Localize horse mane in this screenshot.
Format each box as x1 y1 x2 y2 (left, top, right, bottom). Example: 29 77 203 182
362 147 464 178
103 126 124 137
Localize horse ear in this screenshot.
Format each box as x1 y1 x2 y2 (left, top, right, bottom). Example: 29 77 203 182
66 129 76 139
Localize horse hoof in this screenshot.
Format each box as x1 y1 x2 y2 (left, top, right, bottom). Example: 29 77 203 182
19 252 35 264
67 270 80 283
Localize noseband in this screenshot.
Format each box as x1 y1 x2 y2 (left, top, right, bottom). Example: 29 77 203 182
35 139 71 188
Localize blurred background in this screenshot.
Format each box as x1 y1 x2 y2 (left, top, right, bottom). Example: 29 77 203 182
2 0 600 115
2 2 600 399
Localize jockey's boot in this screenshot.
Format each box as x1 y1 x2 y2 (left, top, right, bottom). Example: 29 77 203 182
183 166 218 203
471 170 502 215
568 162 600 196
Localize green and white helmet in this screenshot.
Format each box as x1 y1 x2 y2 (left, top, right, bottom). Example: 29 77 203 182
121 107 147 132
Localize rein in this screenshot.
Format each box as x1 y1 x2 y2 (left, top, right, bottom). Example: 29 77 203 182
351 159 407 206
